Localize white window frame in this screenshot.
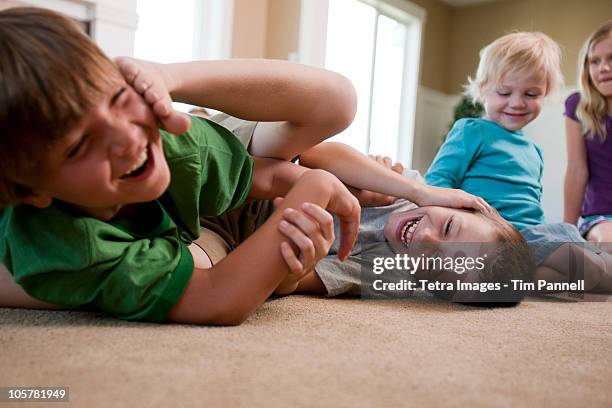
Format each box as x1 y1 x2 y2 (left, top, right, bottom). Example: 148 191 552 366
298 0 425 167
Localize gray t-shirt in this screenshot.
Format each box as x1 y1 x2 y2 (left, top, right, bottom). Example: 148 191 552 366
316 199 417 296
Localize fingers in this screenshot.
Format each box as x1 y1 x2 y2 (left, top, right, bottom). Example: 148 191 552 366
392 162 404 174
279 218 315 265
157 108 192 135
301 202 334 242
337 216 359 261
273 197 284 209
280 241 304 276
115 56 139 83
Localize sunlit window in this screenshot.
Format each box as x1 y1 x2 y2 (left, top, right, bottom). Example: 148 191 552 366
317 0 421 165
134 0 196 63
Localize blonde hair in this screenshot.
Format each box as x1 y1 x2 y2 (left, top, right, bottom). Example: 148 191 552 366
466 32 564 104
576 20 612 141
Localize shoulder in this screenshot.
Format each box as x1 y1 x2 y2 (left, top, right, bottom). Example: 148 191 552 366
564 92 581 121
565 92 581 108
448 118 488 144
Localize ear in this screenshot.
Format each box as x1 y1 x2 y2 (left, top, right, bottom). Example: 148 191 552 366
21 193 53 208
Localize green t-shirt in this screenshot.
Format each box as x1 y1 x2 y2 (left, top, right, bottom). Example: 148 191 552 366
0 116 253 322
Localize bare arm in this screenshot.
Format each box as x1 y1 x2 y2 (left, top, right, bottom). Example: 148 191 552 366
166 169 359 325
121 58 357 161
563 118 588 225
299 142 491 212
0 264 65 309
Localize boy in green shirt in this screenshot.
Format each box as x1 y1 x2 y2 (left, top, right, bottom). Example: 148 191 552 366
0 7 488 324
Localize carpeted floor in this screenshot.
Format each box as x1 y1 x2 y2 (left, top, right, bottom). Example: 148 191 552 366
1 294 611 407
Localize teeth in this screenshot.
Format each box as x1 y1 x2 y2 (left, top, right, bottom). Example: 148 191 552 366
400 218 420 247
123 148 148 177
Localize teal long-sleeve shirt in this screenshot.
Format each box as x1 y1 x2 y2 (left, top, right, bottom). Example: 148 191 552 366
425 118 544 231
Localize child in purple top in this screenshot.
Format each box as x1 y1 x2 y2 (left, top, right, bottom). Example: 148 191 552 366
564 20 612 244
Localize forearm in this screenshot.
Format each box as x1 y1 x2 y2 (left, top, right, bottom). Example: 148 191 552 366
563 168 588 224
166 170 339 325
162 59 356 132
299 142 423 200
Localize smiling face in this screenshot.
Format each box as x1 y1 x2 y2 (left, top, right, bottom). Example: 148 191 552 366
481 70 547 132
588 33 612 102
384 206 498 251
383 206 501 284
28 78 170 220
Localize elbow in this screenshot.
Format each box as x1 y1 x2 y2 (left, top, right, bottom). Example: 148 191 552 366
319 73 357 134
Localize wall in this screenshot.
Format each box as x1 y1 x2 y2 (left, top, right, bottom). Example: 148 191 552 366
231 0 269 58
407 0 452 93
265 0 300 60
448 0 612 92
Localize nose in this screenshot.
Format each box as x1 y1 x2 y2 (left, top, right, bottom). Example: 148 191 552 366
509 94 526 109
107 120 141 158
419 227 441 244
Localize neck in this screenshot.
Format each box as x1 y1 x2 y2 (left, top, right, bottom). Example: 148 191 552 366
69 203 124 221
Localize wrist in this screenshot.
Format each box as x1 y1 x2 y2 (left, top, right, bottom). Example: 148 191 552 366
160 62 183 96
410 183 428 205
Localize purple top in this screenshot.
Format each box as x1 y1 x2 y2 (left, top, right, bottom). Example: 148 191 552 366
564 92 612 216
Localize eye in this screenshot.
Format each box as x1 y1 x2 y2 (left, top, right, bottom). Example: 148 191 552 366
526 92 540 98
66 134 90 159
110 87 127 106
444 216 453 238
497 91 511 97
589 58 600 65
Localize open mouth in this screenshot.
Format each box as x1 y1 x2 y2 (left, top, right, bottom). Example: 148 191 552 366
120 145 151 180
398 216 422 247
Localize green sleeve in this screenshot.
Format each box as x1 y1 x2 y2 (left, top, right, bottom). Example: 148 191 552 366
1 204 193 323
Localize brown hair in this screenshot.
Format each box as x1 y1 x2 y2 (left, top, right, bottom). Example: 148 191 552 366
471 209 535 304
0 7 120 207
576 20 612 141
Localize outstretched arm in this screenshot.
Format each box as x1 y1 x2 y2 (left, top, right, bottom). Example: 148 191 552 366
299 142 491 212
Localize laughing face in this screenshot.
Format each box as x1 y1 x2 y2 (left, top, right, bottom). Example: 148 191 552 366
383 206 500 283
25 76 171 220
588 33 612 102
482 70 547 132
383 206 498 251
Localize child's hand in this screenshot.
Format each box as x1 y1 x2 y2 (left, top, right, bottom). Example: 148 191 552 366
115 57 191 135
415 185 492 214
325 176 361 261
278 203 335 283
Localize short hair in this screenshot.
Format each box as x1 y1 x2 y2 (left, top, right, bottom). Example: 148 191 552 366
0 7 121 208
576 20 612 142
473 209 535 304
430 209 535 306
466 32 564 104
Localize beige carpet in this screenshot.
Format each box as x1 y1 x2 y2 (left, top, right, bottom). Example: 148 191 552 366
1 294 611 407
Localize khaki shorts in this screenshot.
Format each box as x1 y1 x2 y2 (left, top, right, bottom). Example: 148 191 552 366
196 113 273 263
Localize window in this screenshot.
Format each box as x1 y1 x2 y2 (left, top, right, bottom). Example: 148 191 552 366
134 0 234 111
299 0 424 167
